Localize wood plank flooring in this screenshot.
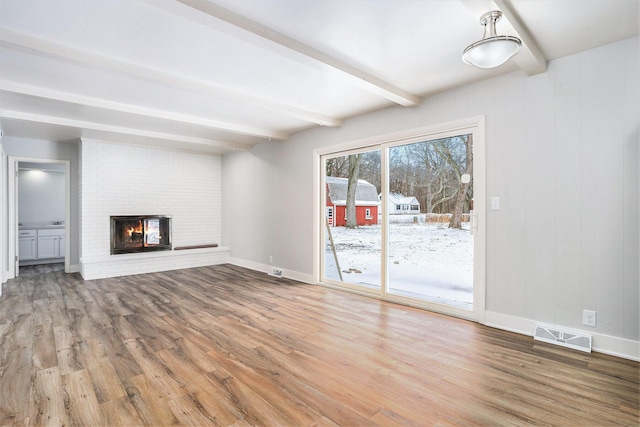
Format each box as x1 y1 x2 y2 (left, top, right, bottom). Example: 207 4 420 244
0 264 638 426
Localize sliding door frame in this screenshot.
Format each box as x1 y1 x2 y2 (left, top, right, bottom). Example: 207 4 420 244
313 116 486 322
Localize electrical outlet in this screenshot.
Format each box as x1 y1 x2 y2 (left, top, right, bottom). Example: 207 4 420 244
583 310 597 327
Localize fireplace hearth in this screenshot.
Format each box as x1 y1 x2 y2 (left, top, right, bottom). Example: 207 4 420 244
111 215 171 254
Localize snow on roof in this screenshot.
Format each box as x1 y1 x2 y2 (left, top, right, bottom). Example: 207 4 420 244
326 176 379 205
387 193 419 205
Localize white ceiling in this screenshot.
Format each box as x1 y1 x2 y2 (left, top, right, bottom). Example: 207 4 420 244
1 0 638 154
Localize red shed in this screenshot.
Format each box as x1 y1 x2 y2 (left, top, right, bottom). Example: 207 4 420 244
325 176 379 227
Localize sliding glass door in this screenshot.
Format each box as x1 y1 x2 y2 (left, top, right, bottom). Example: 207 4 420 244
387 135 474 309
319 122 483 319
323 148 382 292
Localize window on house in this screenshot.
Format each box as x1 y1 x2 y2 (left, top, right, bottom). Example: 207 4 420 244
365 208 371 219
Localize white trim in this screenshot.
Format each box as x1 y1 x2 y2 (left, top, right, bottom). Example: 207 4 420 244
381 145 389 295
472 118 486 323
0 142 5 288
8 157 71 278
314 116 485 157
312 154 321 284
484 311 640 362
313 116 486 323
228 257 315 285
8 157 16 279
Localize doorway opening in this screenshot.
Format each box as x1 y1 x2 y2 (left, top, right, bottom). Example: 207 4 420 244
9 158 70 278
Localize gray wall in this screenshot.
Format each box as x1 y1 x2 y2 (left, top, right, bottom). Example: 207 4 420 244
222 37 639 346
3 137 81 269
18 166 66 224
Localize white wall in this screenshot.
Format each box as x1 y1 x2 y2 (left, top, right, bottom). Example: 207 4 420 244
18 168 65 224
80 139 228 279
223 37 639 358
2 137 80 270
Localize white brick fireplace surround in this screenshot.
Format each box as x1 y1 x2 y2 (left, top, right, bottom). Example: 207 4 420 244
79 139 229 280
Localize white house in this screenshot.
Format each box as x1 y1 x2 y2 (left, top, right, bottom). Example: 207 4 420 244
383 193 420 214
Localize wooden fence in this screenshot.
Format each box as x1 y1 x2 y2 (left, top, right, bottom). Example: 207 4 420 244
425 213 471 223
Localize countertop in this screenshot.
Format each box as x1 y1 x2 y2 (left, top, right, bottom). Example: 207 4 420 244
19 223 65 230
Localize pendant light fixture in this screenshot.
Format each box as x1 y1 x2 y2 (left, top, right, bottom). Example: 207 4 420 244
462 10 521 68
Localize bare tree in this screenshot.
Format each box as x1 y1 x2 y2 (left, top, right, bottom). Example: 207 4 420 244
406 139 457 213
449 134 473 229
326 156 349 177
358 151 381 193
345 154 361 229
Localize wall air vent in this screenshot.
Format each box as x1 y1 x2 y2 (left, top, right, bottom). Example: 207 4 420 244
534 324 592 353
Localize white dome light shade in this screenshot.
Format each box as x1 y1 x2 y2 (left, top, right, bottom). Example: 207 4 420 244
462 36 521 68
462 11 521 69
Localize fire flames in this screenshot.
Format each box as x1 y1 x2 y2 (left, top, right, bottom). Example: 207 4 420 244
126 220 143 237
125 220 161 242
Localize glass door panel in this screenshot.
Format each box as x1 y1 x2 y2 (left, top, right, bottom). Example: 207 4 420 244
323 149 381 290
387 135 474 309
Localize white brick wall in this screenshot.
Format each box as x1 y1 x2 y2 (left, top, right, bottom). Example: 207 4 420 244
79 247 230 280
80 139 228 279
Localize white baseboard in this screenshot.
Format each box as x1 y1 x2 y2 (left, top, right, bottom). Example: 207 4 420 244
484 311 639 362
68 264 80 273
228 257 316 285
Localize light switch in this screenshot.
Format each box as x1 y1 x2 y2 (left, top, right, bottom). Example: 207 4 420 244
491 196 501 210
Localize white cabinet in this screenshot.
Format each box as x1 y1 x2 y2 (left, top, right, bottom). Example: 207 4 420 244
18 229 37 261
19 227 65 264
37 228 65 259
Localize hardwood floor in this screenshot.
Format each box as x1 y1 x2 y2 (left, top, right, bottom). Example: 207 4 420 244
0 264 637 426
17 263 65 277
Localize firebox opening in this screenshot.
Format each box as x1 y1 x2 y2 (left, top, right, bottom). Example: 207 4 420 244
111 215 171 254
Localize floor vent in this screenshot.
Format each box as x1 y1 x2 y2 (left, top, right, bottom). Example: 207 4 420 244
534 324 592 353
268 267 283 278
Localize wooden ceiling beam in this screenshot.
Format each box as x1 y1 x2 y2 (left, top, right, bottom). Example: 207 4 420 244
144 0 421 107
0 109 250 152
0 28 341 128
0 81 288 140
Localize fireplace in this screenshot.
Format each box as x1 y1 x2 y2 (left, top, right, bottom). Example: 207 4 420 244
111 215 171 254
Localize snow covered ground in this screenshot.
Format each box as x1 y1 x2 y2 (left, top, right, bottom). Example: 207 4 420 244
325 217 473 309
